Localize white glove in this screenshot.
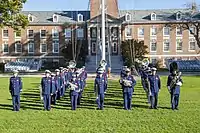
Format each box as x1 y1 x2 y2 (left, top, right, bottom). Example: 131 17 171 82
176 82 182 86
167 86 171 92
149 92 152 96
96 97 99 100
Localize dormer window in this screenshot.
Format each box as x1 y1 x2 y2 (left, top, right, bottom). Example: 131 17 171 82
53 14 58 22
176 12 182 20
125 13 131 21
77 14 83 22
151 13 156 20
28 14 33 22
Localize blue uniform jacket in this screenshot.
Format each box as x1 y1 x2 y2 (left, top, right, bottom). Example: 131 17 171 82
55 75 64 90
121 75 136 93
148 75 161 94
41 77 51 95
167 74 183 95
94 76 106 94
51 78 58 94
120 70 126 78
9 76 22 96
139 69 148 79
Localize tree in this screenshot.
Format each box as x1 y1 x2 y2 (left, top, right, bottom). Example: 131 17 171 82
121 39 149 67
0 0 29 30
165 2 200 49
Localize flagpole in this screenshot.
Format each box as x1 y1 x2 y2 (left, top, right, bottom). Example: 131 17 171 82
101 0 106 61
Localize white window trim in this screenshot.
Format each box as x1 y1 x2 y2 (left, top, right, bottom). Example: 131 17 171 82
15 42 22 53
125 13 131 21
151 13 156 20
189 27 195 37
77 14 83 22
150 26 157 36
176 27 183 36
27 29 34 38
2 42 9 54
40 43 47 53
52 28 59 39
163 40 170 52
40 29 47 39
138 27 144 37
92 42 96 53
15 31 21 39
176 12 182 20
28 14 34 22
188 39 196 52
163 27 170 37
53 14 58 22
125 27 132 38
150 40 157 52
112 42 117 53
176 39 183 52
28 42 34 53
52 40 59 53
65 28 72 38
2 29 9 39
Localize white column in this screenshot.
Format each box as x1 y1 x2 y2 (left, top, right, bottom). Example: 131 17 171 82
101 0 106 61
118 26 121 55
109 26 112 55
88 27 91 55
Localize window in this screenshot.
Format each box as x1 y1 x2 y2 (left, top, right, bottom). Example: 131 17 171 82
92 42 96 53
176 12 182 20
15 30 21 38
176 27 182 36
53 14 58 22
125 13 131 21
40 30 46 38
150 39 157 52
77 28 84 38
28 14 33 22
163 27 170 36
176 39 183 51
91 28 97 38
113 42 117 53
189 39 196 51
15 41 22 53
151 13 156 20
3 30 8 38
65 28 71 38
28 41 34 53
163 39 170 52
138 28 144 36
40 43 47 53
112 28 118 37
189 27 195 35
77 14 83 22
53 40 59 53
151 26 157 36
151 58 157 64
52 28 59 38
105 43 108 53
27 30 34 38
125 27 132 37
2 42 9 53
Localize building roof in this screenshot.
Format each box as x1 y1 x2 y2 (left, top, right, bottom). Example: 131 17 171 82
21 9 199 24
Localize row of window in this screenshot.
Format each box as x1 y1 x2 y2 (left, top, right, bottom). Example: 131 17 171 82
125 26 195 37
91 42 118 53
2 41 59 54
2 28 84 39
150 39 196 52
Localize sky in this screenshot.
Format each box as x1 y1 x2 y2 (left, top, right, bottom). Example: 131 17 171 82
22 0 200 11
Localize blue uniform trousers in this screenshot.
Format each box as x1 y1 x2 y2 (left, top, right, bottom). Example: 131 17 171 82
57 89 61 100
61 87 65 97
150 93 158 109
12 95 20 111
77 90 83 105
172 94 180 110
51 93 57 105
123 91 133 110
43 94 51 111
70 91 78 110
96 93 104 109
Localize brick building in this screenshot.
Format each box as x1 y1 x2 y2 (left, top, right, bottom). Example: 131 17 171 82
0 0 200 70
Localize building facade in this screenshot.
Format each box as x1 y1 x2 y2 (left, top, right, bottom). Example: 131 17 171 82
0 0 200 70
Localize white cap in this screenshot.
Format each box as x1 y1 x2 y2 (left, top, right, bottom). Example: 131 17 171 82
45 70 51 74
151 67 157 71
13 70 19 73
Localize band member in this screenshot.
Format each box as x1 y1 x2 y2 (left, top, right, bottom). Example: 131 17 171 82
94 68 107 110
148 68 161 109
60 67 66 97
69 74 80 110
103 69 108 93
120 66 127 78
51 73 58 105
64 68 70 90
55 69 64 100
167 67 183 110
41 70 52 111
9 70 22 111
120 68 136 110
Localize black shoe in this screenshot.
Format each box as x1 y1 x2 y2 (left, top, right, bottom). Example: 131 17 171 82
149 106 153 109
175 108 179 110
154 107 158 109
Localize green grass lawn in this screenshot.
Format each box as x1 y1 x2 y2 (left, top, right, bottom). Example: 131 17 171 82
0 76 200 133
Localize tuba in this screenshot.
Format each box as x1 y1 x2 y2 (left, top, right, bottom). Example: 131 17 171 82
68 60 76 69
